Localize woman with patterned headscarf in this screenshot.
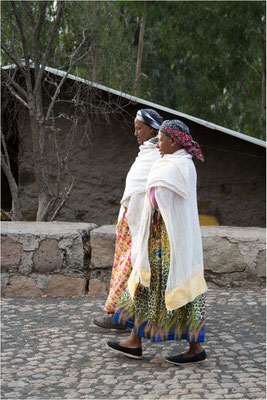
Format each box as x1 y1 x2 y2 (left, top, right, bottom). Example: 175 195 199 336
93 109 163 330
108 119 208 364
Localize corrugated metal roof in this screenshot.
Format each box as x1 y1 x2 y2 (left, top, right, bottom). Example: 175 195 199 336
2 63 266 148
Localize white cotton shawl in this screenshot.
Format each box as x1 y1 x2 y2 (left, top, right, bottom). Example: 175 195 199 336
128 148 207 311
117 139 160 267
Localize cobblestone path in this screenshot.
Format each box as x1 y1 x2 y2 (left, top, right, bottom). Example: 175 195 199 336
1 288 266 399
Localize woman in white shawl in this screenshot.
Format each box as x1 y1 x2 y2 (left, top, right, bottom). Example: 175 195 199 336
93 109 162 330
108 119 208 365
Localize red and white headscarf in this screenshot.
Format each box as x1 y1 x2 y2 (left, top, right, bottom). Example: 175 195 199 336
159 119 204 162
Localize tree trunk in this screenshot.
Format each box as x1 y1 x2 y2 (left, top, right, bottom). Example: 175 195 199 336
28 97 50 221
1 1 88 222
134 1 147 96
92 2 98 82
1 130 24 220
1 162 24 220
261 24 266 140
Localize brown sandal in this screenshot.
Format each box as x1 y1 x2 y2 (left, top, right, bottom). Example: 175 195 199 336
93 315 127 330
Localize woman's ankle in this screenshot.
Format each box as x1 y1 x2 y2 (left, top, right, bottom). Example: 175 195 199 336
119 331 142 348
189 342 203 354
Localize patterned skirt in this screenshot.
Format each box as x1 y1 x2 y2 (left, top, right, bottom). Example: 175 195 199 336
104 209 133 315
113 212 206 343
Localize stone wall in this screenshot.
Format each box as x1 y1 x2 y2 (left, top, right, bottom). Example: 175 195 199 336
201 226 266 287
1 222 97 297
90 225 266 290
1 222 265 297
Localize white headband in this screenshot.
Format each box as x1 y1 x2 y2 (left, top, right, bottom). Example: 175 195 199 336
136 110 161 130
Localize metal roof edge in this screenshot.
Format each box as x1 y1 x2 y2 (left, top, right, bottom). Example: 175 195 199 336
2 63 266 148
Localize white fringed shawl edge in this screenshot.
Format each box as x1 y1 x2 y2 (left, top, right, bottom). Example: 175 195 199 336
128 149 207 311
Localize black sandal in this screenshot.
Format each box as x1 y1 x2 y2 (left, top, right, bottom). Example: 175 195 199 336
107 341 142 359
166 350 207 365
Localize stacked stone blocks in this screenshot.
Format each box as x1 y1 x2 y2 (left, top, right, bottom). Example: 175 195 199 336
1 222 97 297
1 222 265 297
91 225 266 290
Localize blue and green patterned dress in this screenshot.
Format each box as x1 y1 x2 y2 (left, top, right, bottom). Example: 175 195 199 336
113 210 206 343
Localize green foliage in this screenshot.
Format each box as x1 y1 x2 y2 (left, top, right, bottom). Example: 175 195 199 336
140 1 265 139
1 1 265 139
1 1 58 64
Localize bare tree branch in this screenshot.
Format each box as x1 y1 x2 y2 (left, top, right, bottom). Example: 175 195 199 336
22 1 35 30
50 177 75 222
34 1 49 46
1 44 27 79
1 129 24 220
1 130 12 172
37 196 57 221
11 1 32 77
1 68 29 101
6 83 30 109
1 1 133 223
45 28 88 123
51 111 62 200
30 1 49 81
34 0 66 96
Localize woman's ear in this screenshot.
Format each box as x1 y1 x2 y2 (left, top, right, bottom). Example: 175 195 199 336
150 127 156 136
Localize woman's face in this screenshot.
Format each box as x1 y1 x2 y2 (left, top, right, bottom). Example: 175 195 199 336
156 132 173 157
134 119 155 145
156 132 182 157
